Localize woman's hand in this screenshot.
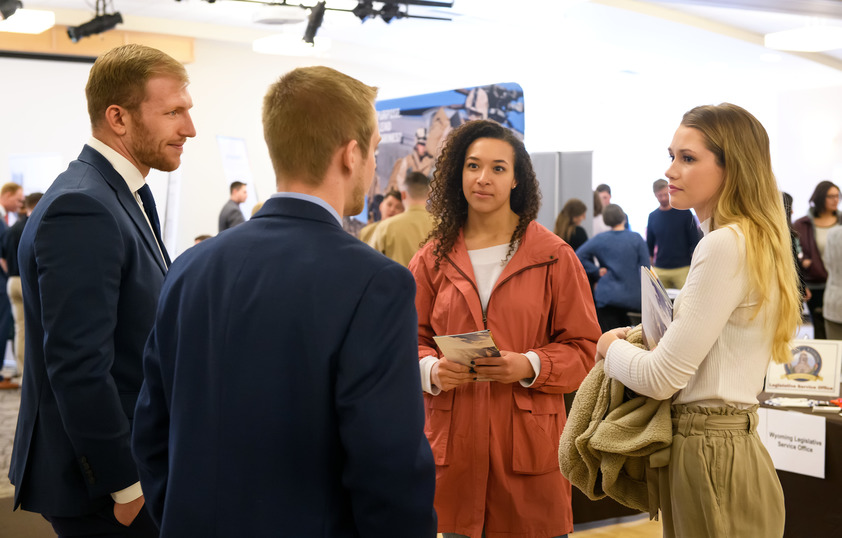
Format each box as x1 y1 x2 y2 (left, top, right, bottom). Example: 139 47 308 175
802 258 813 269
433 357 474 391
473 351 535 384
596 327 630 360
598 267 608 277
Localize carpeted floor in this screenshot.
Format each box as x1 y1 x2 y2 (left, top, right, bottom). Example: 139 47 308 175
0 496 55 537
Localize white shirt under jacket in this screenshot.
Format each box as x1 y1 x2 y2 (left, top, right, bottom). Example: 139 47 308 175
605 219 776 409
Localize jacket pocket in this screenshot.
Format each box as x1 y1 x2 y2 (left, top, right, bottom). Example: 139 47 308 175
424 390 454 466
511 390 566 475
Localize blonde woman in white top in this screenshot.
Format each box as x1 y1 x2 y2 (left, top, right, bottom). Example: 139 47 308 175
596 103 800 538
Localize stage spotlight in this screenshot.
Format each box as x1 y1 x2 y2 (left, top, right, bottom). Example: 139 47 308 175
352 1 374 22
67 12 123 42
302 1 325 45
380 3 401 23
0 0 21 20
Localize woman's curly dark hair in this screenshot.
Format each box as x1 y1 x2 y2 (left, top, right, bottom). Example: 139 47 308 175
428 120 541 269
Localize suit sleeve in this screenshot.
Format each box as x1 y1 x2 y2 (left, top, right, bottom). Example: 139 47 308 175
647 214 656 258
528 246 600 394
335 263 437 536
33 192 138 497
132 313 171 527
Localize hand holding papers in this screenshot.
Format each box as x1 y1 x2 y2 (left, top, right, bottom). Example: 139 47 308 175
641 267 673 350
433 330 501 382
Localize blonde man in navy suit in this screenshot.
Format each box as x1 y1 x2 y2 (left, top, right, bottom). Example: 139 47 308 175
132 66 437 537
9 44 195 537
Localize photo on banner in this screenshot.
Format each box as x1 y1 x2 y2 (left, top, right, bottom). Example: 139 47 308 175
351 83 525 224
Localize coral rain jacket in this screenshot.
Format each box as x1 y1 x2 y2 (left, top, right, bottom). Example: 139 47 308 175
409 221 600 538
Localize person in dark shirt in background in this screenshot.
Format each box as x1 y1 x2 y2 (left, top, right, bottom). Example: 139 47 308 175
1 192 42 380
554 198 589 251
577 204 650 331
646 179 701 289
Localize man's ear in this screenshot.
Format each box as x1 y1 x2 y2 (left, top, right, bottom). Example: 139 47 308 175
341 139 359 173
103 105 129 136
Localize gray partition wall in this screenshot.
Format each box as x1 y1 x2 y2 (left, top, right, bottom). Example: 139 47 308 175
530 151 594 234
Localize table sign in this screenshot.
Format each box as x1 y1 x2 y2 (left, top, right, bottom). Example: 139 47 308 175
764 340 841 397
757 408 826 478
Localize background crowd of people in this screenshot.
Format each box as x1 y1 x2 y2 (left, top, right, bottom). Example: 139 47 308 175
0 41 825 538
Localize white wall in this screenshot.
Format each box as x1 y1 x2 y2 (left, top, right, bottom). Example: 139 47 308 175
2 5 842 252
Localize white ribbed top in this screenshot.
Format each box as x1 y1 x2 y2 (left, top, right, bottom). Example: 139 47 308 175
605 220 775 408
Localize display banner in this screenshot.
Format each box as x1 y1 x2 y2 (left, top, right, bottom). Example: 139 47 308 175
765 340 842 397
352 83 525 224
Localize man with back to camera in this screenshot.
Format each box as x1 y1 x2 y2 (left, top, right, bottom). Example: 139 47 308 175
647 178 702 289
370 171 436 267
218 180 247 232
9 43 195 537
131 66 437 537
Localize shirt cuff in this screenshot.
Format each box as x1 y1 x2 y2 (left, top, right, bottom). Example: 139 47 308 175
518 351 542 387
419 355 441 395
111 481 143 504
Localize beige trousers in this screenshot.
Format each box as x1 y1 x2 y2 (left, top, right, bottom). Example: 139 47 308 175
659 405 784 538
652 266 690 290
7 276 23 376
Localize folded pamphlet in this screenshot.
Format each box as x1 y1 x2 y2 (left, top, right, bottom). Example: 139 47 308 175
640 267 673 350
433 329 501 382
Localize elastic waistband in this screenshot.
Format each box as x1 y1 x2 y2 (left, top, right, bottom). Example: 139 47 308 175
671 405 757 436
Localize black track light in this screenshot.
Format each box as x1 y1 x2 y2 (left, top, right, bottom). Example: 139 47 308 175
0 0 21 20
302 1 326 45
67 12 123 43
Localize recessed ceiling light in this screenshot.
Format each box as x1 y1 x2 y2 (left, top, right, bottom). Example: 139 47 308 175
0 8 55 34
765 25 842 52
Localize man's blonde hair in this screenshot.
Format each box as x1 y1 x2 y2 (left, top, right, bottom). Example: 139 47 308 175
86 44 188 128
682 103 800 365
262 66 377 187
0 183 22 197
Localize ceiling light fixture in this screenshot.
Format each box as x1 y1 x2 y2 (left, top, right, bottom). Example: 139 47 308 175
67 0 123 43
0 8 55 34
0 0 20 20
302 1 326 45
765 23 842 52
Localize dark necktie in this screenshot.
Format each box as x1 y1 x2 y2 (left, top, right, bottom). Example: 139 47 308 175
137 184 171 267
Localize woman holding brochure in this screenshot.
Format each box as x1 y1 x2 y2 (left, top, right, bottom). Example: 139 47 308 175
408 120 600 538
597 103 800 537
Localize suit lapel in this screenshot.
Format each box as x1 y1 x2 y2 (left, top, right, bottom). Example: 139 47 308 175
79 146 168 275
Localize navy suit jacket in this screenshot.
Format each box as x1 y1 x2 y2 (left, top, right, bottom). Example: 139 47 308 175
9 145 168 516
132 196 437 537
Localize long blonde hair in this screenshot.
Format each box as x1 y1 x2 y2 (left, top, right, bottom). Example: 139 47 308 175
681 103 800 364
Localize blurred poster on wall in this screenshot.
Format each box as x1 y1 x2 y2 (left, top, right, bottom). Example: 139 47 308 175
356 83 524 224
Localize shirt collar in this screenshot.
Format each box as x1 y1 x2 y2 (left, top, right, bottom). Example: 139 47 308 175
87 137 146 194
700 218 711 236
270 191 341 225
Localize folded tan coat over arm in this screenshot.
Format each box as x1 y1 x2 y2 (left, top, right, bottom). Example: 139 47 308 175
558 327 672 518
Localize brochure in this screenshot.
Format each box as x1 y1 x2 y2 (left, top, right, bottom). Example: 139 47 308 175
433 329 501 382
640 267 673 350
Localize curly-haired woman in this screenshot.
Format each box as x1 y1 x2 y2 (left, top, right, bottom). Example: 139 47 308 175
408 120 600 538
